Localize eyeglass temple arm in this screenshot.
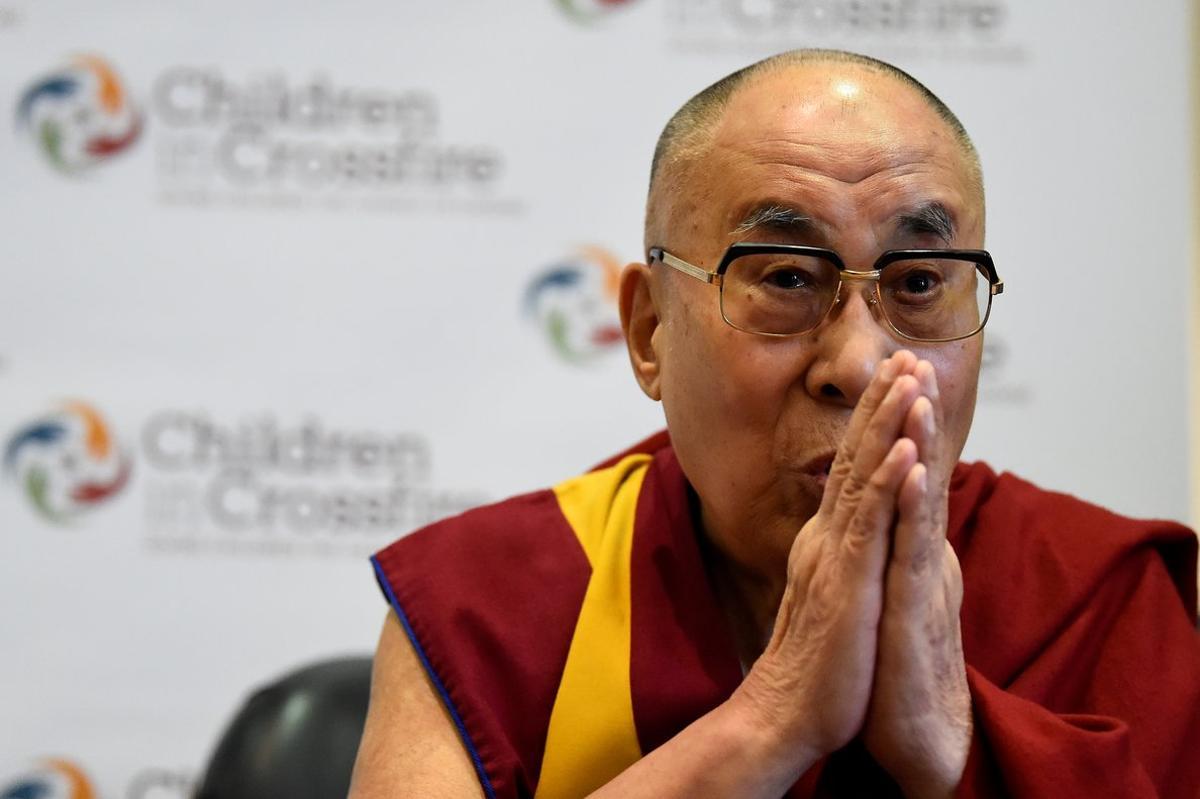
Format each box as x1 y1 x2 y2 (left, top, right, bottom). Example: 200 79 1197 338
650 248 719 285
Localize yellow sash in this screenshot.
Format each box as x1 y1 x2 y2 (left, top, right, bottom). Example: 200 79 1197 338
534 454 650 799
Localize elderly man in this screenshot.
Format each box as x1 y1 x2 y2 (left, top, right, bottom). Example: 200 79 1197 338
349 50 1200 798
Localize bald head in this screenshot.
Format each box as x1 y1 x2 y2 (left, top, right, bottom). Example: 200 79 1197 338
645 49 984 252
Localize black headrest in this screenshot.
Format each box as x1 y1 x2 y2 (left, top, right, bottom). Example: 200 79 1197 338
194 655 373 799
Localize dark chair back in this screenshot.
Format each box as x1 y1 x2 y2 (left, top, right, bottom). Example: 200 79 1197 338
194 656 372 799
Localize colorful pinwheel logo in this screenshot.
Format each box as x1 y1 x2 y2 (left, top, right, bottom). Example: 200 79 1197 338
556 0 639 23
0 758 97 799
4 401 132 525
524 245 625 365
16 54 143 174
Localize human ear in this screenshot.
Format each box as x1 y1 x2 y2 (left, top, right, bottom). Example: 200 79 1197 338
618 261 662 400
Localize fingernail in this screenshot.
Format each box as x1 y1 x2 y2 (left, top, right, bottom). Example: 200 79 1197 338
917 463 928 492
880 355 897 380
921 361 940 396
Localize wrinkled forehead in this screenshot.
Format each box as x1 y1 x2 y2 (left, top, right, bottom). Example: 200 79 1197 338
692 65 982 241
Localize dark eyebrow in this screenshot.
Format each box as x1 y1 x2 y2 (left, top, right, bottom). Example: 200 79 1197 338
731 203 817 237
896 201 956 244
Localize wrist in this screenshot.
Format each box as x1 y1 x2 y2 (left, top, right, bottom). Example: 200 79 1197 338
727 669 822 781
889 714 973 799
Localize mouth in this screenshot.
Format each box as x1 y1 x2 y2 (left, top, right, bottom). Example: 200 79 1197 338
799 452 837 488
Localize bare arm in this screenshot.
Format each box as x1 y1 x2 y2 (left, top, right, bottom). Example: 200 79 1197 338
586 691 815 798
348 611 486 799
349 610 811 799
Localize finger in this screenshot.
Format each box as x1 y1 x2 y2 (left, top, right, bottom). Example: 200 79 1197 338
904 367 951 537
824 350 917 504
825 374 921 521
854 375 922 475
832 350 917 468
902 396 935 467
913 358 941 408
841 436 918 581
911 360 947 470
831 352 904 466
885 462 939 600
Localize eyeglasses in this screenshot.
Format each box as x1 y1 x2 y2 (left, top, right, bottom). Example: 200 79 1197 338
648 242 1004 343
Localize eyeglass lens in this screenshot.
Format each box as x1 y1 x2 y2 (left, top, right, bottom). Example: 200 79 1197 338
719 252 990 340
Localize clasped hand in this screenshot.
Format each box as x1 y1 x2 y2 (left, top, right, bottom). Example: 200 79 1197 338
739 350 972 799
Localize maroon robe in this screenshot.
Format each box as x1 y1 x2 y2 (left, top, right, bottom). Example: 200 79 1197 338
372 432 1200 797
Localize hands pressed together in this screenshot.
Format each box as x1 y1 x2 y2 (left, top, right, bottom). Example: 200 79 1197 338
737 350 972 799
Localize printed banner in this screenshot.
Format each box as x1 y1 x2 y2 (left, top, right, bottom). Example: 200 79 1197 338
0 1 1192 795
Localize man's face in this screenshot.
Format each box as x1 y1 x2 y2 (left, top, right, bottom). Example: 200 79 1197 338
637 65 986 573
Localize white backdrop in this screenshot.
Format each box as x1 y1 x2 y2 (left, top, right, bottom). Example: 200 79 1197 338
0 1 1193 796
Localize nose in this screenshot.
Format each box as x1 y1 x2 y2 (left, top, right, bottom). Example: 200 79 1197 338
804 283 896 407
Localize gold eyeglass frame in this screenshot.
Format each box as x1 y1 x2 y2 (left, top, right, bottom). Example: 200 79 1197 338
649 242 1004 343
